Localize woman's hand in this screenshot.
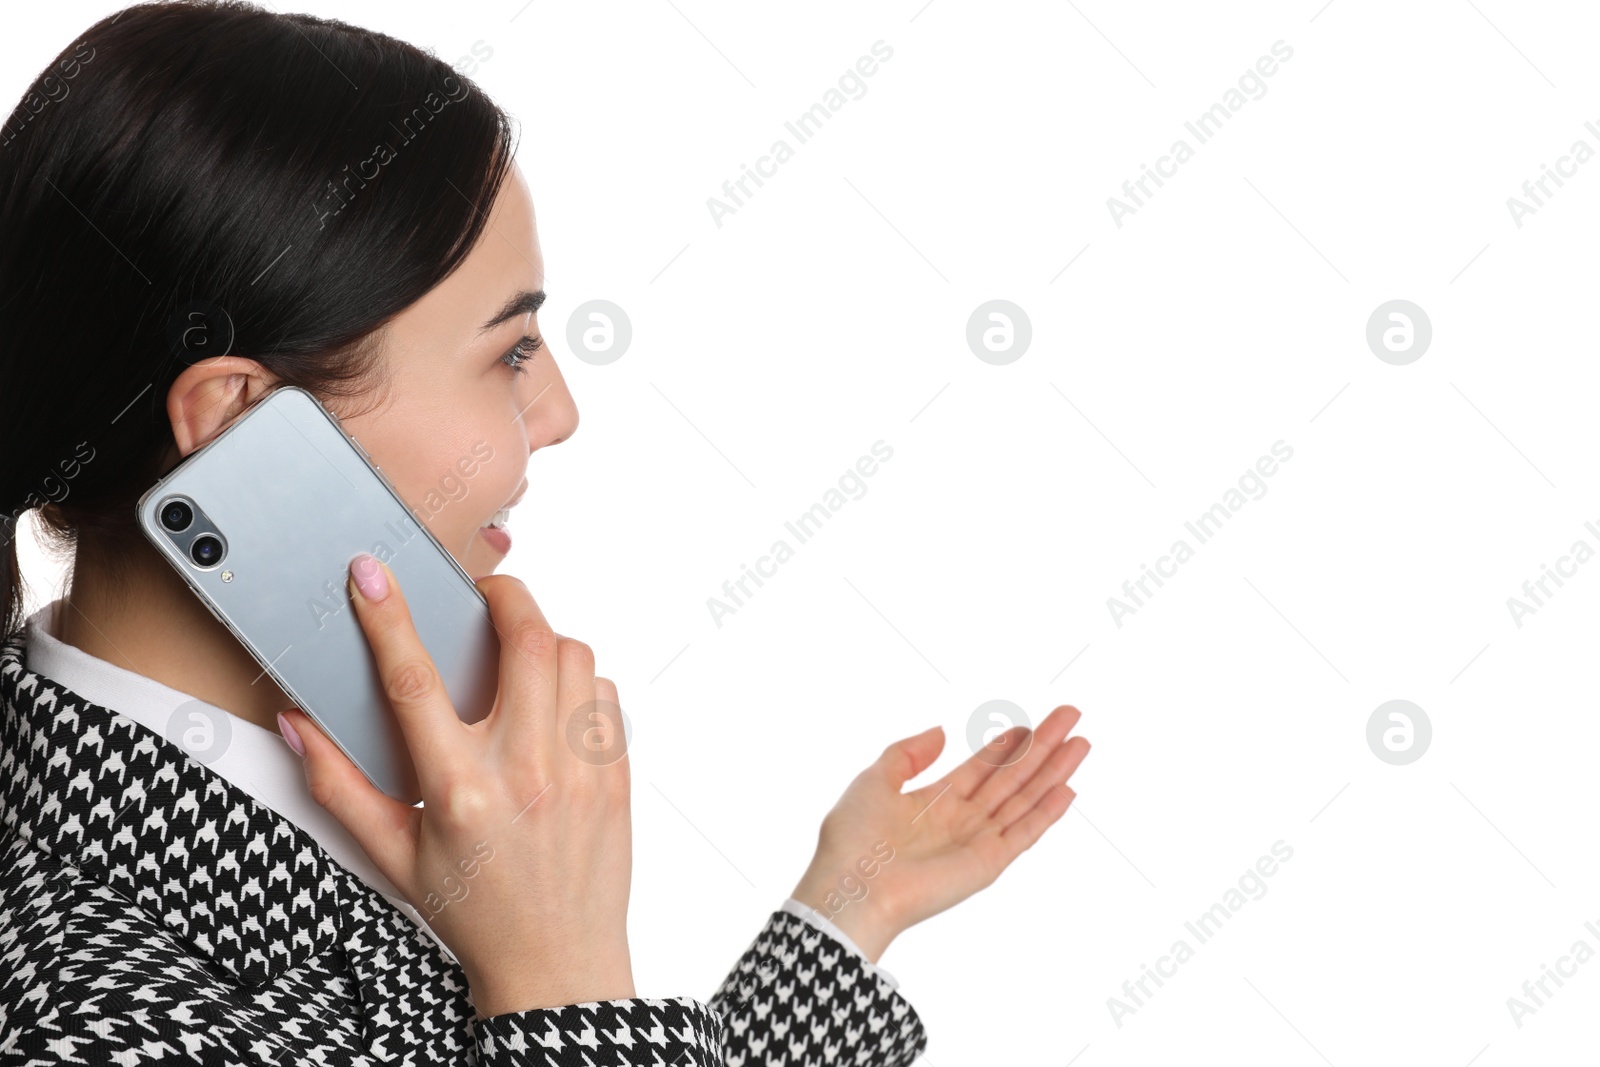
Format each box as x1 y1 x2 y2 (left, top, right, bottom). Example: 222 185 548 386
790 705 1090 962
277 554 634 1017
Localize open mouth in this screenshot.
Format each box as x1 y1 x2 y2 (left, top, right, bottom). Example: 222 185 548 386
484 481 525 530
478 484 524 555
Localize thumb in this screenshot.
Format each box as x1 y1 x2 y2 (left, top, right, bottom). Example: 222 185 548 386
875 725 946 790
278 708 413 884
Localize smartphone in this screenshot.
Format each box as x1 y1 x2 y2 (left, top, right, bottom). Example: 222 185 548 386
135 384 500 802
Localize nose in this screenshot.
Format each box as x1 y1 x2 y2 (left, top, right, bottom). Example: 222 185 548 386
519 346 579 450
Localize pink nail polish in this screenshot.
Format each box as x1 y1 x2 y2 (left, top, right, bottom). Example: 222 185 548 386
350 553 388 601
277 711 305 757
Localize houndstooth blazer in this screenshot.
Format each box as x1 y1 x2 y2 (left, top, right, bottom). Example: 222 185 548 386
0 634 928 1065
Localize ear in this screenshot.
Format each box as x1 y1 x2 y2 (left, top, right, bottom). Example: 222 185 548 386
167 357 280 457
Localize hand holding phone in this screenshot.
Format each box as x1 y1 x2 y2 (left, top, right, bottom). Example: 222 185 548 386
280 556 636 1017
136 385 500 801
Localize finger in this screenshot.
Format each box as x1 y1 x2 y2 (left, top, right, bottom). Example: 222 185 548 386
997 782 1076 859
871 725 946 791
588 676 632 778
345 556 469 790
586 676 630 763
971 705 1082 813
284 707 417 887
927 725 1030 800
477 574 559 750
991 735 1091 826
554 635 598 772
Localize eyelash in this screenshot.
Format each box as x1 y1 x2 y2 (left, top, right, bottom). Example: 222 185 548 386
501 333 543 375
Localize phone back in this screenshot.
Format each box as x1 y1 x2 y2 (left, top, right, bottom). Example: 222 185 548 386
136 385 499 801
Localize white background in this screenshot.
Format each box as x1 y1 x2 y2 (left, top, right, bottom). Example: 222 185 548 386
9 2 1600 1063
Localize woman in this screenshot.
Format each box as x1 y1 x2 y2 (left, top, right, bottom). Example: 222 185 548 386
0 3 1093 1063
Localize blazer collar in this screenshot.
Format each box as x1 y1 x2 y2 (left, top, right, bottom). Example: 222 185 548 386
0 632 352 986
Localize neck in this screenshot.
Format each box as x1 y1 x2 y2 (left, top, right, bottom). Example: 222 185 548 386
54 535 291 735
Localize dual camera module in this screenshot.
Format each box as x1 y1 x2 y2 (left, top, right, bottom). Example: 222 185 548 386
159 497 226 567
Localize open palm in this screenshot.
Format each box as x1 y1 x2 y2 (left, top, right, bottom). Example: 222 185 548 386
791 705 1090 961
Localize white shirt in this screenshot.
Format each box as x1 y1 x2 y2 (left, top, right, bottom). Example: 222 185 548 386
22 599 893 985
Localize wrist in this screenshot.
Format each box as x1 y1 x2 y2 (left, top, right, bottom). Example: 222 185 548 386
791 870 898 963
467 949 635 1017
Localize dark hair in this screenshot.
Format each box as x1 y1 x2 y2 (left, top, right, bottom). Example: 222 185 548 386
0 1 517 640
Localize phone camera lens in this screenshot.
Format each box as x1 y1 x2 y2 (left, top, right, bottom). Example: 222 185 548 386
161 499 194 532
190 534 224 567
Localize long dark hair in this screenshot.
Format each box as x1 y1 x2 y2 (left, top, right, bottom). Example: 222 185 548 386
0 1 517 640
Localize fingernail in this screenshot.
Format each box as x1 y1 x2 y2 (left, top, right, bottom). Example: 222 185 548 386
277 711 305 758
350 553 389 601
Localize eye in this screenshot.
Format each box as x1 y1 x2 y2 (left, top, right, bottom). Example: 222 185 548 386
500 333 543 375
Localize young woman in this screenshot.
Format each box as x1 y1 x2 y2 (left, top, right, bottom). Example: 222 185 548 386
0 3 1093 1063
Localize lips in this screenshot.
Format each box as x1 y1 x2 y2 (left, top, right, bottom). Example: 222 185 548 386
479 524 511 554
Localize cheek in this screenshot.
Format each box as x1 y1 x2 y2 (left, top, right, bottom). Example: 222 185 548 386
464 429 525 514
419 429 525 546
365 438 475 535
343 402 525 554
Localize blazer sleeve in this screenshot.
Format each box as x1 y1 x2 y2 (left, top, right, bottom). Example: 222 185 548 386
707 910 928 1066
472 997 726 1065
5 984 728 1067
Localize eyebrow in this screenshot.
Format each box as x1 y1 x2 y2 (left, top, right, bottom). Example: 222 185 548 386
479 289 545 334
